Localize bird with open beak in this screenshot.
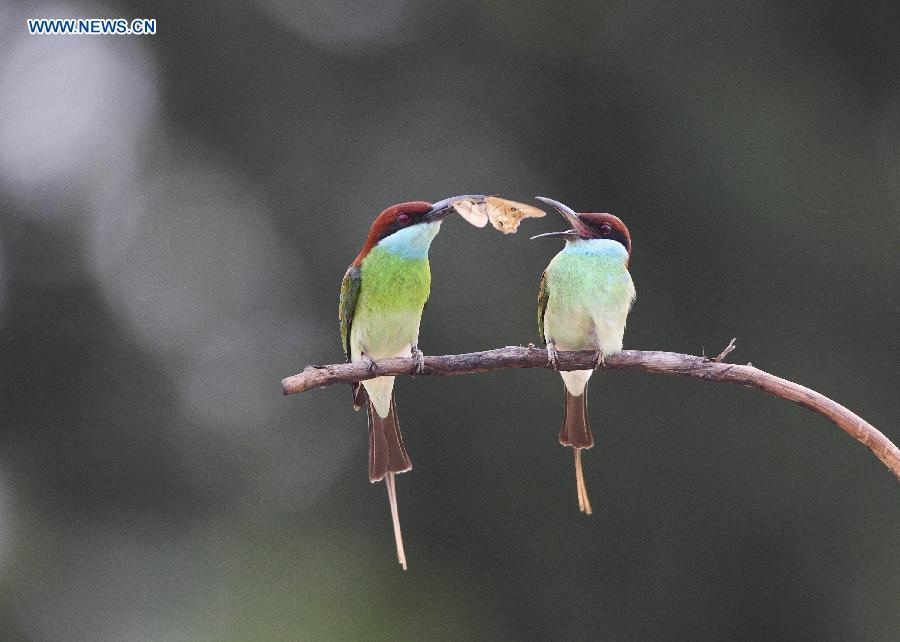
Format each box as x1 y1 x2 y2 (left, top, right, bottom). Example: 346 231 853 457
339 195 483 570
532 196 636 515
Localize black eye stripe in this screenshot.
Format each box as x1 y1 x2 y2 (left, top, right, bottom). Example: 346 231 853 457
609 229 630 253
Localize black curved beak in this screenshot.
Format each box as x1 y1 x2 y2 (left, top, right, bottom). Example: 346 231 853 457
424 194 486 222
530 196 588 240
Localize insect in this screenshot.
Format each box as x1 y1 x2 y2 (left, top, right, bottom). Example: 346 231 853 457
452 196 546 233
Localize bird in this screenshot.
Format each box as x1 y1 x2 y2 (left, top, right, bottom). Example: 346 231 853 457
339 195 483 569
531 196 636 515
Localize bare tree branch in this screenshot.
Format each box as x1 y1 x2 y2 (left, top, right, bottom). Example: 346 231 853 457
281 344 900 481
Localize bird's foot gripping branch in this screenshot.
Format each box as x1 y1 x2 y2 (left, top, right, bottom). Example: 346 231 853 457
282 343 900 481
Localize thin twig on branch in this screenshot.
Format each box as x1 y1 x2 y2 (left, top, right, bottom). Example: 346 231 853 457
281 344 900 481
712 337 737 362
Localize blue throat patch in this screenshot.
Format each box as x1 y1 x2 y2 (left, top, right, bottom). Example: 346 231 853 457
564 238 629 259
376 221 441 260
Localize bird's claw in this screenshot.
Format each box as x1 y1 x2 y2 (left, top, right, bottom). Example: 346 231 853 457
594 349 605 370
411 346 425 376
361 354 378 376
547 342 560 370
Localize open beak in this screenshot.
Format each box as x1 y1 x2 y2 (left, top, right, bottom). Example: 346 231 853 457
423 194 486 222
530 196 589 240
529 229 579 240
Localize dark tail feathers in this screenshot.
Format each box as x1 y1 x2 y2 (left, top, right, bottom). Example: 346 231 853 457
351 382 365 411
367 392 412 482
560 387 593 449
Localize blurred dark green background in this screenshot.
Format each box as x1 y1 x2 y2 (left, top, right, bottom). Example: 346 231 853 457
0 0 898 639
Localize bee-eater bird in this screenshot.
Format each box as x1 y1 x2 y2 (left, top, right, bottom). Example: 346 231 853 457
339 196 482 570
532 196 636 515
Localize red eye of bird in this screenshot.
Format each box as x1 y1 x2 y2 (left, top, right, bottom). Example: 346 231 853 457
397 213 411 225
599 223 612 235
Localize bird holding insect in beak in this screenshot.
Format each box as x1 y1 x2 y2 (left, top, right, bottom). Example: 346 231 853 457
339 196 483 569
531 196 636 515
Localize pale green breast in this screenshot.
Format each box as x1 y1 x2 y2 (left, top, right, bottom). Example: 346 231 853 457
544 240 635 353
351 246 431 360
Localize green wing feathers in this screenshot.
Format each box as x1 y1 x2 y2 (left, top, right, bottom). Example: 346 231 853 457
537 270 549 344
339 266 362 361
